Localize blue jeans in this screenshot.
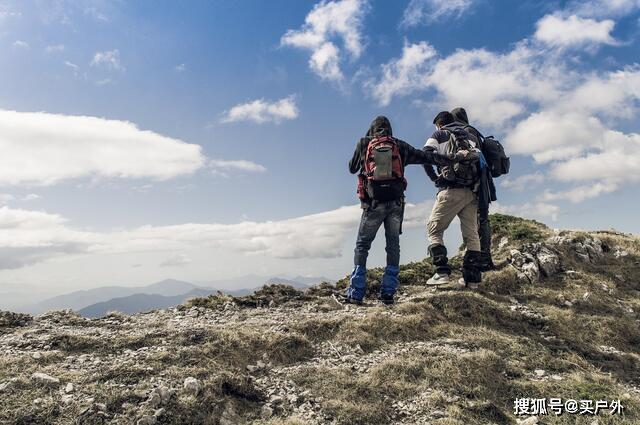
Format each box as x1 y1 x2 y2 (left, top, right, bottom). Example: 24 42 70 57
354 200 403 267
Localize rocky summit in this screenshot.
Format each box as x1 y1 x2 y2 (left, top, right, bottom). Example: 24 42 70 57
0 215 639 425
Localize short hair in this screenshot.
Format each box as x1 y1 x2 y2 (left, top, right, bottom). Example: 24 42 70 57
433 111 454 127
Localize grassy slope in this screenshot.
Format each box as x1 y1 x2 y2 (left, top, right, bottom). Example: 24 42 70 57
0 214 639 425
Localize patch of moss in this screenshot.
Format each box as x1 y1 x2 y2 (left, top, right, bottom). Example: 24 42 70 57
490 213 549 244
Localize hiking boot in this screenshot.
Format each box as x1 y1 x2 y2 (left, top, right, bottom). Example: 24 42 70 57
336 293 363 306
427 273 450 286
379 293 395 305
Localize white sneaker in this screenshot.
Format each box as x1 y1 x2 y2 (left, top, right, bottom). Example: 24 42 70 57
427 273 450 286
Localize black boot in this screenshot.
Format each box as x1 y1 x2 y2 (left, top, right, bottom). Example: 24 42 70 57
428 244 451 275
477 251 495 272
463 251 482 287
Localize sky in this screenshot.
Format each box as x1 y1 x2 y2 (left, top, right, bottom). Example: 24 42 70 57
0 0 639 298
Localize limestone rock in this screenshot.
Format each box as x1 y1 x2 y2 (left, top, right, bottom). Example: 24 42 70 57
183 377 201 396
31 372 60 386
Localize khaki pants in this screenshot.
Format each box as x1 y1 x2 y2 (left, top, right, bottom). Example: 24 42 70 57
427 188 481 252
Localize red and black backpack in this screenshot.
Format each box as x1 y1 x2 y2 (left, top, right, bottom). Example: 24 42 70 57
357 136 407 202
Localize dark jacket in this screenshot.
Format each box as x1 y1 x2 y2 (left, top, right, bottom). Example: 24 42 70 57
450 108 497 208
349 116 452 175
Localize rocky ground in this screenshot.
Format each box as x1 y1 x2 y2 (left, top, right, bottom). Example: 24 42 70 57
1 214 639 425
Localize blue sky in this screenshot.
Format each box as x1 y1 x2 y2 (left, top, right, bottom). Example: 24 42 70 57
0 0 639 298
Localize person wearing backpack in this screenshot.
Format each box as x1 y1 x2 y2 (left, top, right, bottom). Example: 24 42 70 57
344 115 457 305
423 111 483 288
451 107 509 271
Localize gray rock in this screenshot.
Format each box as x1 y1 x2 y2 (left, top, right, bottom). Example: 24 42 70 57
183 377 202 396
147 386 174 407
521 262 540 283
261 405 273 419
65 382 75 393
137 415 157 425
31 372 60 386
517 417 539 425
614 248 629 258
535 246 561 277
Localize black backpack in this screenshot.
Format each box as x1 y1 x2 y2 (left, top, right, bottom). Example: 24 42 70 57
465 126 510 178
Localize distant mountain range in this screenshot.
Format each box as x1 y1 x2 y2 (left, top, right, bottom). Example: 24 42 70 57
77 288 217 318
7 275 334 318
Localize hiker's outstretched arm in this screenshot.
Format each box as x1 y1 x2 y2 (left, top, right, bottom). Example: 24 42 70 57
404 143 450 165
349 138 366 174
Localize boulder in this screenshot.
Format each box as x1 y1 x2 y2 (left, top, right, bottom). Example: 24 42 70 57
535 246 561 277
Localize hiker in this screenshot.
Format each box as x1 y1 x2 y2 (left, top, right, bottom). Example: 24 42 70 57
451 107 497 271
423 111 483 288
451 107 510 271
344 115 459 305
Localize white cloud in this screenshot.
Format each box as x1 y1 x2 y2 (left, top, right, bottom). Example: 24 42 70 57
160 253 191 267
22 194 41 202
492 202 560 222
506 111 607 163
549 130 640 185
401 0 475 27
281 0 368 82
570 0 640 18
0 194 15 204
500 172 545 192
175 63 186 72
221 96 299 124
45 44 65 53
368 42 564 125
534 14 617 48
12 40 30 49
0 110 205 186
367 41 436 106
0 207 91 269
90 49 124 71
0 201 433 269
209 159 267 177
540 183 618 203
64 61 80 70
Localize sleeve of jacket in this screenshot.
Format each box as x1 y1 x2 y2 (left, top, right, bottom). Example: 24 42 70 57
401 140 454 166
422 145 442 182
349 138 366 174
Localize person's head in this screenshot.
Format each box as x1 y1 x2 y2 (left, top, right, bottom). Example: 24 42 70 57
450 107 469 125
367 115 393 137
433 111 454 129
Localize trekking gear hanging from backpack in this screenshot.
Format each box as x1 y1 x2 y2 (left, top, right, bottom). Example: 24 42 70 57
363 136 406 201
441 130 480 187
